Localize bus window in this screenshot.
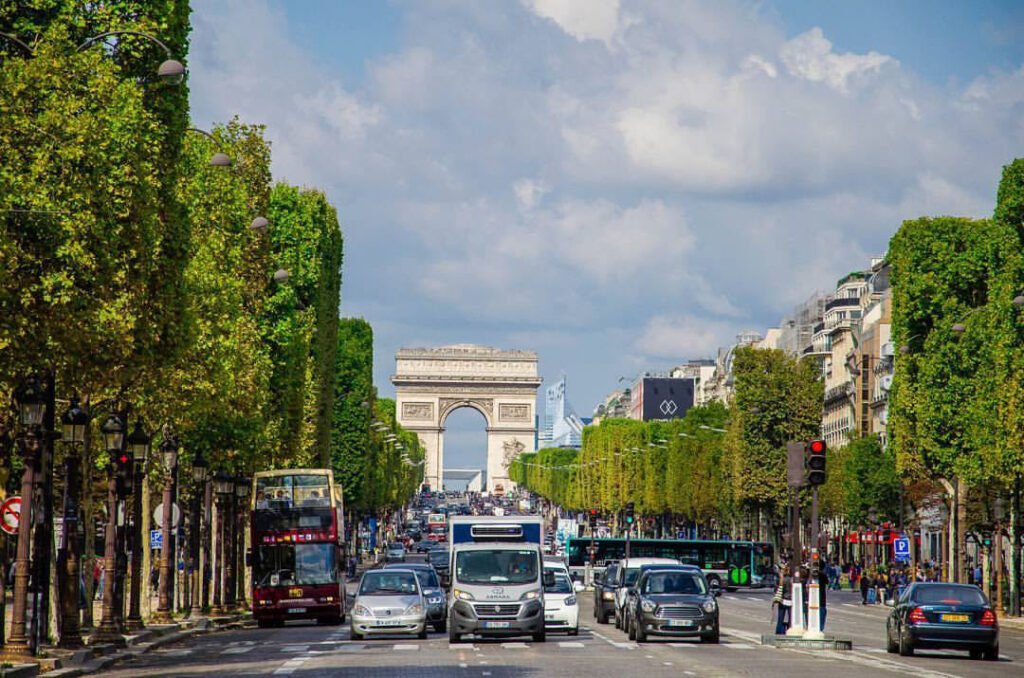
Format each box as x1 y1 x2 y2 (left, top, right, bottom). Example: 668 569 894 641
677 548 701 567
703 546 727 570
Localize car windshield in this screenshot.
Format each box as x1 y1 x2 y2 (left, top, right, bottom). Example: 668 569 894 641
254 543 336 587
359 571 419 595
414 569 440 589
455 549 539 584
913 585 987 605
428 550 449 563
642 572 707 595
546 573 573 594
624 568 640 586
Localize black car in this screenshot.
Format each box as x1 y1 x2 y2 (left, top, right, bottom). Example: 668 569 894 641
886 583 999 660
593 563 619 624
628 567 719 643
427 547 451 582
383 563 447 632
416 540 437 554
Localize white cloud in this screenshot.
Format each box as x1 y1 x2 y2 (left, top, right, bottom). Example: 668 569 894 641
779 27 894 93
634 314 736 360
522 0 622 44
187 0 1024 412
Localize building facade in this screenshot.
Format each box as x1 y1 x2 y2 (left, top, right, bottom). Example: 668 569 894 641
540 375 585 448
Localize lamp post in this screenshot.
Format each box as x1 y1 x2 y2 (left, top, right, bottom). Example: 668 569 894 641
235 477 251 610
124 420 151 631
152 432 179 624
57 398 89 648
223 476 238 611
188 451 209 619
1 376 46 661
93 412 126 645
211 472 233 615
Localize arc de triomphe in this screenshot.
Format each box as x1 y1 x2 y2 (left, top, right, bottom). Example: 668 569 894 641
392 345 541 493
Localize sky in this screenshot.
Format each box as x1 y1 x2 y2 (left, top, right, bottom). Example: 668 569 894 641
189 0 1024 476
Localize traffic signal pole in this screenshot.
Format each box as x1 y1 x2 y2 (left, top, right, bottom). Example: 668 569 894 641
804 487 824 639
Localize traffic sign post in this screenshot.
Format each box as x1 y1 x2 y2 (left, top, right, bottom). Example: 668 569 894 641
1 496 21 535
894 536 911 562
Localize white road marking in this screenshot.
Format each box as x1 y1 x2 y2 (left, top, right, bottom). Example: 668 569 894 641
684 672 696 677
726 596 740 601
393 643 419 651
280 645 310 653
501 642 529 648
161 649 193 656
746 597 760 602
663 662 673 666
722 642 754 650
667 642 697 648
482 673 492 676
221 646 254 654
459 663 468 668
559 641 585 648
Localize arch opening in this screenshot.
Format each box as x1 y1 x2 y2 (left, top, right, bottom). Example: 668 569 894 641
441 406 488 492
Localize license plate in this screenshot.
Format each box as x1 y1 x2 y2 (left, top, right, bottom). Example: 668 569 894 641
288 608 307 614
940 613 969 623
666 619 694 627
376 619 404 626
483 621 511 629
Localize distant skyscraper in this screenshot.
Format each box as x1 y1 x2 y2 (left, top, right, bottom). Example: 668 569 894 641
541 375 584 448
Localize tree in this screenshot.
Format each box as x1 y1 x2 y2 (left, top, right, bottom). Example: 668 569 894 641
331 318 373 507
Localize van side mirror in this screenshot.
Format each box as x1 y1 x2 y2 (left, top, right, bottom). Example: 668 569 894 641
594 572 603 585
543 570 555 587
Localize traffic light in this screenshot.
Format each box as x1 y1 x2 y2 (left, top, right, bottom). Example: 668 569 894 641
624 502 635 525
588 508 598 527
805 439 827 486
112 449 134 496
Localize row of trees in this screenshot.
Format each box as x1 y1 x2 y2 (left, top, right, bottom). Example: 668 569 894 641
511 347 900 535
0 6 423 501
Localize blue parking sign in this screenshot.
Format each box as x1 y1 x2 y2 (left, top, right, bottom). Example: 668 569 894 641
894 536 910 561
150 529 163 550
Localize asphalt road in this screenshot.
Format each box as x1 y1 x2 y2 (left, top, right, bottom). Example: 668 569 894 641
99 563 1022 677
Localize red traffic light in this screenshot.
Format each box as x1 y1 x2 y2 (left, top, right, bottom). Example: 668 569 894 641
809 440 825 454
119 454 130 464
590 509 598 516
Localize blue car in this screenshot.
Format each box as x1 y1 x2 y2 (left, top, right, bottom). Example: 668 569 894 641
886 582 998 660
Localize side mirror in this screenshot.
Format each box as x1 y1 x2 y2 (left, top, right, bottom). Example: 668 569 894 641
574 581 585 593
543 570 556 587
594 573 603 585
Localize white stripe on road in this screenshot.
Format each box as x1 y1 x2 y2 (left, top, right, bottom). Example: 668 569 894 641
746 597 760 602
559 641 585 648
502 642 529 648
161 649 193 656
280 645 310 653
273 657 311 675
393 643 419 651
722 642 754 650
667 642 697 648
220 646 254 654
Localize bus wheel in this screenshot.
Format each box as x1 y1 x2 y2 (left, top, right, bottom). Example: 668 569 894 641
257 619 272 629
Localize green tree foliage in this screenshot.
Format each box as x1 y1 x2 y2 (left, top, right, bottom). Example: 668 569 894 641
831 436 900 526
331 318 374 507
888 216 1021 485
265 184 343 468
723 347 823 517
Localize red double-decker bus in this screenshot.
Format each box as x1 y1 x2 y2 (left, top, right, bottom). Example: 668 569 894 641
250 469 346 627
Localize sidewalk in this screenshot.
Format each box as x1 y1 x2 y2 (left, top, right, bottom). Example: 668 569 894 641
1 612 249 678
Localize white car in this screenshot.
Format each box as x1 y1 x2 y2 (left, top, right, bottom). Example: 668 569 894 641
350 569 427 640
611 558 680 629
544 572 579 635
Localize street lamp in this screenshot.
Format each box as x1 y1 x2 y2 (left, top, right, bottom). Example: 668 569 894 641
185 128 233 167
56 397 90 648
16 375 47 428
211 472 234 615
234 478 251 610
100 414 125 454
249 216 270 234
77 31 185 83
125 420 151 631
152 432 180 624
93 410 127 645
273 268 291 283
61 397 89 444
187 451 209 618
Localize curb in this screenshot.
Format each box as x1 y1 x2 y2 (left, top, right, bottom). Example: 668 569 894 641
43 615 248 677
0 664 40 678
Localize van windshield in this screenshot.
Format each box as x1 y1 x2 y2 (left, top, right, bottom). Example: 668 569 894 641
455 549 538 584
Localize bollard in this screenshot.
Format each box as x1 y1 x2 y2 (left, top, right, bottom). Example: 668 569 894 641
787 580 805 636
803 579 824 639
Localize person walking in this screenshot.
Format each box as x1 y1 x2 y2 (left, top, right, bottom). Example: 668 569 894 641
772 565 792 635
860 568 873 605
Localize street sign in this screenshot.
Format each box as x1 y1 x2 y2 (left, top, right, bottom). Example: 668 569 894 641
1 496 21 535
150 529 163 550
894 536 910 562
153 502 181 529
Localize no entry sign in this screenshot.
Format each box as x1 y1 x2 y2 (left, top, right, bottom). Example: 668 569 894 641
1 496 21 535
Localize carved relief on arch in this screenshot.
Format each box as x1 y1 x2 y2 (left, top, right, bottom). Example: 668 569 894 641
439 397 494 424
401 401 434 421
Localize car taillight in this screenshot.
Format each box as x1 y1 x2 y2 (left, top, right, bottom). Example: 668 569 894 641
908 607 927 624
980 609 997 626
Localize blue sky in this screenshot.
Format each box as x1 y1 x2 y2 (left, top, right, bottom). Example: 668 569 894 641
189 1 1024 477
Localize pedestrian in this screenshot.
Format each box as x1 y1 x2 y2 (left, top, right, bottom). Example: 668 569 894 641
817 566 829 631
150 563 160 595
772 565 792 635
860 569 873 605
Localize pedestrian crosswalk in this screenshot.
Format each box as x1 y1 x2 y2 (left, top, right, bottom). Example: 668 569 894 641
262 638 756 653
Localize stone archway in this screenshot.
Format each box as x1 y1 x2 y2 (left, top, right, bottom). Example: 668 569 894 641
392 345 541 492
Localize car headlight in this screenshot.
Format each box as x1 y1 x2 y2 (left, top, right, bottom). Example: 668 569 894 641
428 596 443 605
353 604 370 615
453 589 475 601
640 598 656 613
602 591 615 600
520 589 541 601
702 600 717 614
406 603 424 615
564 596 576 606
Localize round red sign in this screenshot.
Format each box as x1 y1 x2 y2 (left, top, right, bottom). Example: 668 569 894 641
1 496 21 536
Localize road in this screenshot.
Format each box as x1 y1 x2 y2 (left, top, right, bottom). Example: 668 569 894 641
100 566 1022 677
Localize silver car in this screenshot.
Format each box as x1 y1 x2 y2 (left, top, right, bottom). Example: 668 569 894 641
351 569 427 640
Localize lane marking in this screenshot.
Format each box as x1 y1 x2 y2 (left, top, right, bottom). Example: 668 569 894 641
684 672 696 676
722 642 754 650
393 644 419 651
221 646 254 654
663 662 673 666
667 642 697 648
280 645 310 653
746 597 761 602
459 663 468 668
502 642 529 649
559 641 585 648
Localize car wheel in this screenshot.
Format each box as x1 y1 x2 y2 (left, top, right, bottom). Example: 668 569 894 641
970 650 983 660
597 607 609 624
635 618 647 642
257 619 272 629
568 626 579 636
627 616 637 641
435 620 447 633
701 626 720 644
532 630 546 643
983 644 999 661
885 624 898 654
418 627 428 640
898 628 914 657
448 622 461 644
707 575 722 591
614 610 621 629
351 630 363 641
